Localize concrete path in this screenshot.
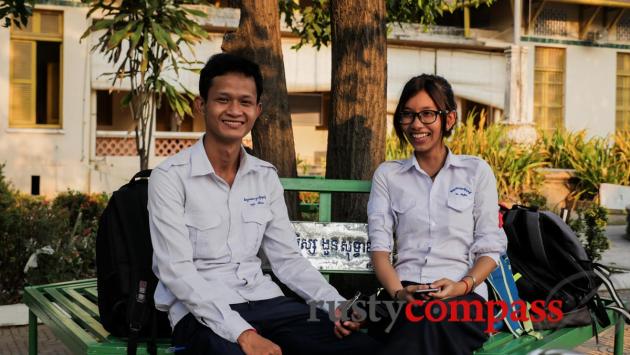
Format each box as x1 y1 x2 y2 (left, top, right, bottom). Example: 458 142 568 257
600 225 630 271
0 325 70 355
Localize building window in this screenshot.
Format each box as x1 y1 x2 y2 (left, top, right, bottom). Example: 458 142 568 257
534 7 567 37
96 90 134 131
289 92 329 129
534 47 565 131
616 53 630 132
617 14 630 41
155 99 204 132
9 10 63 128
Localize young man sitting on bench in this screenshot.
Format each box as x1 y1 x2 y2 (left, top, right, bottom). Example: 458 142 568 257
147 53 381 355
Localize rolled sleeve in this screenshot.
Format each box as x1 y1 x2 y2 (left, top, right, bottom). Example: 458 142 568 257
148 168 252 343
470 161 508 266
261 171 345 307
367 165 395 252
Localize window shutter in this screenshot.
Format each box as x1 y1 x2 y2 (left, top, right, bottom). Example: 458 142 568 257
39 11 61 36
534 47 565 131
616 53 630 132
10 40 36 127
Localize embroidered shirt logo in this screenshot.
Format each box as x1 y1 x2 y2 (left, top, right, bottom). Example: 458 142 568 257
244 195 267 206
450 187 472 197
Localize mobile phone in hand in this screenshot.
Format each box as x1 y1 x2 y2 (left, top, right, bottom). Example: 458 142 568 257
413 288 440 298
342 291 361 320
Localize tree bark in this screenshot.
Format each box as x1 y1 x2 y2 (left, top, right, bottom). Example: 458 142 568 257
327 0 387 222
221 0 299 218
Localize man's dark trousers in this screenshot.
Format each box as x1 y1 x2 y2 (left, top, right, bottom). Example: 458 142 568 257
172 296 381 354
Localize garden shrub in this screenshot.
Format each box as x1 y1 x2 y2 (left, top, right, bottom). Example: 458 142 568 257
569 204 609 261
25 190 108 287
539 130 630 200
0 165 108 304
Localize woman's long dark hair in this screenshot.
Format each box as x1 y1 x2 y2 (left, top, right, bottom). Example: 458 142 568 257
393 74 458 146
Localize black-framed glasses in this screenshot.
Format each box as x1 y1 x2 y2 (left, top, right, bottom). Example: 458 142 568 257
397 110 451 125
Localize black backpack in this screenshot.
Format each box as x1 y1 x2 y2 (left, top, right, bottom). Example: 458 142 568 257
96 170 171 355
503 205 629 331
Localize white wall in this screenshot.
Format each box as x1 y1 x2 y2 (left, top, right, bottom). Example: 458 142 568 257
524 42 620 138
0 5 92 196
386 46 506 113
565 46 617 137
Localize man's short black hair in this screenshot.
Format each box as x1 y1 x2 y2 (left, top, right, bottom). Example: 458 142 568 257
199 53 263 102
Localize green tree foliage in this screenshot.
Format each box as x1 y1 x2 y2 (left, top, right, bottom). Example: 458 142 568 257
279 0 494 50
0 0 32 28
81 0 208 169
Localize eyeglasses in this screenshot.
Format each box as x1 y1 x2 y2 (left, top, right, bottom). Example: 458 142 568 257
397 110 451 125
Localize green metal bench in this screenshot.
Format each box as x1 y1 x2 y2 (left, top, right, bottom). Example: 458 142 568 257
23 178 626 354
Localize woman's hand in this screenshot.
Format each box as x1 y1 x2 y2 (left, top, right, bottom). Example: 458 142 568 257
428 278 468 300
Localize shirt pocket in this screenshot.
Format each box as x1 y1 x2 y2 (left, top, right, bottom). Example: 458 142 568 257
446 194 474 233
391 197 416 236
242 206 273 254
184 212 224 260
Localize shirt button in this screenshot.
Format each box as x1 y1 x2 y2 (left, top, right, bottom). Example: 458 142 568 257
243 278 248 285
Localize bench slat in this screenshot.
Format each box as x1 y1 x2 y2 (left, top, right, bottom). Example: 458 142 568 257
46 288 110 341
64 288 100 318
280 178 371 193
88 338 171 355
24 285 97 354
85 286 98 299
475 332 514 353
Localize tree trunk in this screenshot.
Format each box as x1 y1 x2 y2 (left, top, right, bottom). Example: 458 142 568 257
222 0 299 218
327 0 387 222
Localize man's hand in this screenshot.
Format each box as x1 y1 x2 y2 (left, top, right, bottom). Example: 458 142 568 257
333 306 361 339
237 330 282 355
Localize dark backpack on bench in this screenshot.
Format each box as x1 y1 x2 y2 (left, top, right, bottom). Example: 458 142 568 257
96 170 171 355
503 205 629 331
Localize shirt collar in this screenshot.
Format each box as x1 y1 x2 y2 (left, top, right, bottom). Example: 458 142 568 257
190 138 214 177
402 146 465 173
238 146 257 175
190 137 256 177
443 147 467 169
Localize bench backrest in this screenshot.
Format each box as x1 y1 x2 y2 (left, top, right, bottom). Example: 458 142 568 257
280 178 373 273
280 178 372 222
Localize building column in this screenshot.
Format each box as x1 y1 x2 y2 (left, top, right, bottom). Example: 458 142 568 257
504 45 537 144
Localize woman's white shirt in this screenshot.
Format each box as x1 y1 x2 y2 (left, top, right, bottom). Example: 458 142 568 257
367 150 507 299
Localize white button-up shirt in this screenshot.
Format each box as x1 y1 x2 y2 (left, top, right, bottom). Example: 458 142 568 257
367 150 507 300
148 139 344 343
